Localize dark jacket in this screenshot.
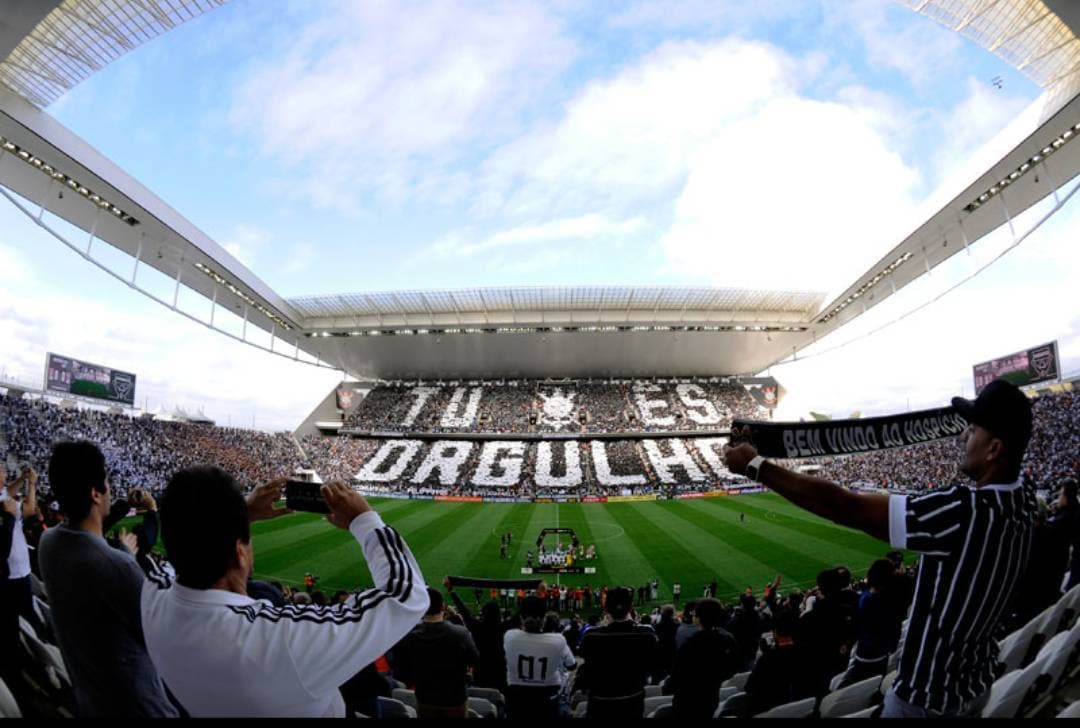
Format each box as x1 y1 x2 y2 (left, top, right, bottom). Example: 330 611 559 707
391 620 479 707
725 607 764 668
576 620 659 699
745 643 815 716
448 590 509 690
664 627 740 719
0 508 15 581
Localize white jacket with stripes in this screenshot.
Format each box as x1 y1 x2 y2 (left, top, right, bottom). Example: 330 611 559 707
140 511 428 717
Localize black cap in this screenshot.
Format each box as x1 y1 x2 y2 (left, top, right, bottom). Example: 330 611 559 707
951 379 1033 456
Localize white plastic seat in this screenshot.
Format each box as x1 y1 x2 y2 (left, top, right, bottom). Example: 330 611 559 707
644 684 664 698
1024 630 1077 717
722 670 751 691
0 677 21 718
467 696 497 718
18 624 69 691
881 669 897 697
717 685 740 703
390 688 416 710
840 705 879 718
573 700 589 718
466 686 504 714
819 675 883 718
1057 701 1080 718
982 649 1051 719
1038 599 1071 640
753 696 816 718
999 613 1046 673
714 691 746 718
376 696 416 718
643 695 672 716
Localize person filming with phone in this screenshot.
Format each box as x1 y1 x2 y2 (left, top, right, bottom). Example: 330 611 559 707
141 468 429 717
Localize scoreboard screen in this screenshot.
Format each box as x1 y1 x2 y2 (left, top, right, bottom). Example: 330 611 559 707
45 353 137 406
973 341 1059 395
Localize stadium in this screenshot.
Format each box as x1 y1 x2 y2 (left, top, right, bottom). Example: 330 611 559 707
1 0 1079 720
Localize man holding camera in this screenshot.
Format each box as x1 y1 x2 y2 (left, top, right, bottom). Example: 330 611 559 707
141 469 429 717
723 379 1036 718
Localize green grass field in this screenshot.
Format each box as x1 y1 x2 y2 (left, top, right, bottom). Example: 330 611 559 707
225 493 901 605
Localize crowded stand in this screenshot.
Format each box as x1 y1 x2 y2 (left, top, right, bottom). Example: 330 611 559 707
0 393 305 501
2 380 1080 718
343 380 768 435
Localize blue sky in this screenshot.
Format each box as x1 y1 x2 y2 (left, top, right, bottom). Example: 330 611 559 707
1 0 1077 429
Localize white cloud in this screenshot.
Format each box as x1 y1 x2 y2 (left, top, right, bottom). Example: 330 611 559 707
0 229 339 431
426 214 649 258
661 94 920 295
228 0 575 212
280 241 316 277
220 224 272 269
825 0 963 89
772 193 1080 420
471 38 799 220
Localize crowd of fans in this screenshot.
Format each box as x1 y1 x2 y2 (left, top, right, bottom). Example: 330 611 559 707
2 377 1079 718
343 380 769 434
1 393 304 502
810 390 1078 493
5 388 1077 508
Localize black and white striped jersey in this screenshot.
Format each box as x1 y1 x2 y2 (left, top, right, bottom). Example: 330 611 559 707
887 481 1035 712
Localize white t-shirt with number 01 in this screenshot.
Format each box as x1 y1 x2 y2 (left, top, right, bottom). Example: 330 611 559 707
503 630 576 688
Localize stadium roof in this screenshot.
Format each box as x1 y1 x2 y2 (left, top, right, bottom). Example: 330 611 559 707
1 1 1080 379
288 287 823 326
0 0 223 109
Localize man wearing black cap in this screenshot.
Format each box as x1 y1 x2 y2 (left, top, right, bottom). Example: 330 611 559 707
574 586 659 718
724 379 1036 718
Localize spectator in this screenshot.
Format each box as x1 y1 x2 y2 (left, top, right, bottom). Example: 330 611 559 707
444 577 509 691
726 593 764 671
744 608 814 716
654 604 679 679
1006 483 1076 630
674 600 698 653
724 379 1037 718
503 595 576 718
663 597 740 719
575 586 659 719
142 473 428 717
836 558 902 688
797 566 857 696
37 441 179 717
391 586 479 719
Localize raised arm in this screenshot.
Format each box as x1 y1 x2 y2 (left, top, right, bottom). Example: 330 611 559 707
444 577 479 632
723 441 890 543
266 483 429 693
20 467 37 518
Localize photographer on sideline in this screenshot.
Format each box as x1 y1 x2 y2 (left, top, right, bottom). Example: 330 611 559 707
142 470 429 717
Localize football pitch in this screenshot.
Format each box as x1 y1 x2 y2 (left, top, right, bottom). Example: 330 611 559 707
238 493 900 605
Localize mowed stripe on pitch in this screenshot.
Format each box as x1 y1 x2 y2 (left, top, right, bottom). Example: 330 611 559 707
604 502 738 597
648 500 814 596
701 495 887 560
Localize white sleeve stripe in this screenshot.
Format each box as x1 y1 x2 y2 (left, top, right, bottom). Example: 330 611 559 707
377 526 413 602
916 500 962 522
889 495 908 549
932 523 961 539
389 528 415 602
374 528 401 598
236 526 419 625
380 524 412 596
